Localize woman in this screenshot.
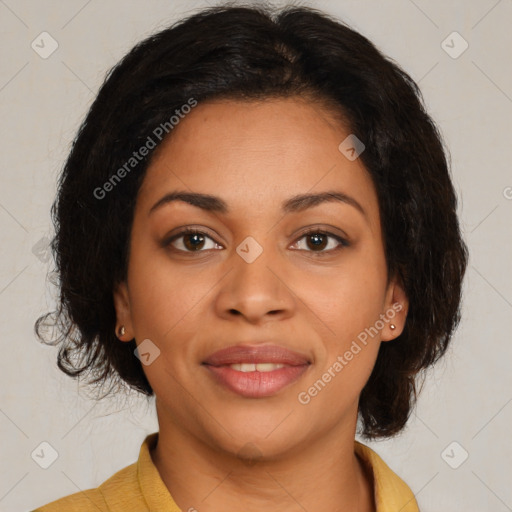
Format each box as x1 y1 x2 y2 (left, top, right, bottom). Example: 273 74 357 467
33 3 468 511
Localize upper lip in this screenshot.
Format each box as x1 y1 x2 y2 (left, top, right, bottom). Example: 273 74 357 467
203 344 311 367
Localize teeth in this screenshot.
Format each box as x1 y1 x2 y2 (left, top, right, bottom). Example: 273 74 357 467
229 363 286 372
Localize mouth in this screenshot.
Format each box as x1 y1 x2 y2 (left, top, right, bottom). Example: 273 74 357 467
202 344 312 398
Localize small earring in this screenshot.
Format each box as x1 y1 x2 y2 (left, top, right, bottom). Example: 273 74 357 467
390 324 396 330
118 325 126 337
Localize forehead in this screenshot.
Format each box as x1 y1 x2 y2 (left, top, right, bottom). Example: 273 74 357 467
137 98 379 226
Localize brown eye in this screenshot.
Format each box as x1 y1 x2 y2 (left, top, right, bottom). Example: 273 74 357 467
163 229 222 253
292 229 349 254
182 232 206 251
305 232 328 251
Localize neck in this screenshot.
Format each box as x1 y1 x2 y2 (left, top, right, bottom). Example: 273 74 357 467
150 404 375 512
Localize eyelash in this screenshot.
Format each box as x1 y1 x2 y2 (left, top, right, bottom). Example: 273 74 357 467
162 226 350 256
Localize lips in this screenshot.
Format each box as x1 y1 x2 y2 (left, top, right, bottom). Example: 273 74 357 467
202 344 311 366
202 344 311 398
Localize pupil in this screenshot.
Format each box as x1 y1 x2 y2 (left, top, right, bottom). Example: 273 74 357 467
309 233 326 250
185 233 204 250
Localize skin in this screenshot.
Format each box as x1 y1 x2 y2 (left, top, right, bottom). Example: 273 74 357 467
113 97 409 512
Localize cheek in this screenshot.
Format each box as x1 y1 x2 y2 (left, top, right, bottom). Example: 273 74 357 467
297 275 383 414
126 244 214 349
295 248 386 398
299 256 387 340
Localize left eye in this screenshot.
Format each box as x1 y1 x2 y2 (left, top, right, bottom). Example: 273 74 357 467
291 229 349 254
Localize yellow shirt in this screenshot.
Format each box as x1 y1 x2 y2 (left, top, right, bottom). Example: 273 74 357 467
33 432 419 511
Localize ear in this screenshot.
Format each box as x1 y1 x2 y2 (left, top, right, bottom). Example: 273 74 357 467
113 280 133 342
381 274 409 342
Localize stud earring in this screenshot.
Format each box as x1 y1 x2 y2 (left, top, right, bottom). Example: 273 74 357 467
117 325 126 337
390 324 396 330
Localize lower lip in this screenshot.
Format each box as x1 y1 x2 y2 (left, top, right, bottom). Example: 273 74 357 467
204 364 310 398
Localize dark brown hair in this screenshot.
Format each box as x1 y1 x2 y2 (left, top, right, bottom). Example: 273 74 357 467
35 3 468 439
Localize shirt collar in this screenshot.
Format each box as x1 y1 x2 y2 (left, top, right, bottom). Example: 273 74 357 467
137 432 181 511
354 440 420 512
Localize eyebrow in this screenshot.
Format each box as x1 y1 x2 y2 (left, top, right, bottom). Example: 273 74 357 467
148 190 368 220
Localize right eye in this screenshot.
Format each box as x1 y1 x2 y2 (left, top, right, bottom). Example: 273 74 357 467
162 228 224 253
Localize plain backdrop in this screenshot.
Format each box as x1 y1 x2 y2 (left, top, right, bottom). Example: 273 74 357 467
1 1 511 511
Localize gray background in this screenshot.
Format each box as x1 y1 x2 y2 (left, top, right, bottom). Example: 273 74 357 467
1 0 511 511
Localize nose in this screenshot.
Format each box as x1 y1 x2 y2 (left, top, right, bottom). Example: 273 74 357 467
214 239 296 325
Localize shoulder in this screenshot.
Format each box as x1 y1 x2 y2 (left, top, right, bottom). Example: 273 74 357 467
31 460 142 512
31 487 108 512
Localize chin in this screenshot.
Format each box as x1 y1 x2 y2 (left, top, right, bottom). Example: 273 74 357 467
204 411 309 460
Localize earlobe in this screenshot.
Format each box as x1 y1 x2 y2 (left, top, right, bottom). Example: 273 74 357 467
113 281 133 341
382 277 409 342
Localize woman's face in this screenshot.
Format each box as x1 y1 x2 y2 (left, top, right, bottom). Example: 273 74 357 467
114 97 408 459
